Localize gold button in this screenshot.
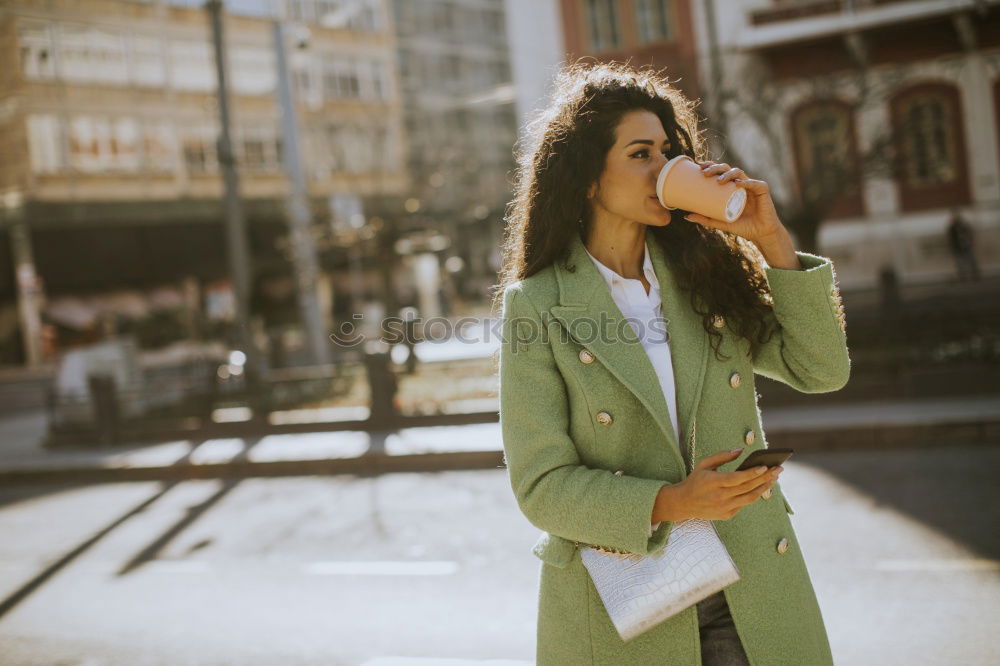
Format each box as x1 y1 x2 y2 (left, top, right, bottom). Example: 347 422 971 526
596 411 613 426
761 487 772 500
776 537 789 554
729 372 742 389
578 348 595 364
712 314 726 328
744 429 755 446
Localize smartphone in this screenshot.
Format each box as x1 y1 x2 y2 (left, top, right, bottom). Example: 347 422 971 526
735 448 794 472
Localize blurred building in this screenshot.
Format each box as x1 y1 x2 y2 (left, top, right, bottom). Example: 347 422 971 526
556 0 704 101
387 0 518 314
0 0 407 366
691 0 1000 288
503 0 566 135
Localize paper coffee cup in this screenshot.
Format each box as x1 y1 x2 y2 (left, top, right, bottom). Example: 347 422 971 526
656 155 748 223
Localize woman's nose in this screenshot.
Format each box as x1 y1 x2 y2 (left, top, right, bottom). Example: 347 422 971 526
650 157 666 180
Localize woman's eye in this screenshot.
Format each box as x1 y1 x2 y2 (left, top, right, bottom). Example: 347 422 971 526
632 150 671 159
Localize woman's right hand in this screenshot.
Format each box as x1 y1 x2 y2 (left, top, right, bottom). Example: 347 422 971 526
659 449 783 522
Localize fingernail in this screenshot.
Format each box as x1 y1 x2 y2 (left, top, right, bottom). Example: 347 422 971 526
755 466 767 474
730 448 742 453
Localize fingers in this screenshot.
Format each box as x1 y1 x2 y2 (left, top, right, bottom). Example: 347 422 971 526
696 161 755 187
694 448 743 472
730 474 780 507
719 464 782 488
731 466 783 494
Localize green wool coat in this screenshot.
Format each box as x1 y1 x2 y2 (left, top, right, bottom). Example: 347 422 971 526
498 229 851 665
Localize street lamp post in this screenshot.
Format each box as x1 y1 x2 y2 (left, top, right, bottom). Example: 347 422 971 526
272 20 331 367
205 0 261 394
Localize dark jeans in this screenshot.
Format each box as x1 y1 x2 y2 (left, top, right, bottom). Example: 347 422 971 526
697 590 750 665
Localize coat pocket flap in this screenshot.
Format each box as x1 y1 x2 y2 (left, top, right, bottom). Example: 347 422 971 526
531 531 577 568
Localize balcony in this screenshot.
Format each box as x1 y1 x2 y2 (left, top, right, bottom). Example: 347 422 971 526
739 0 987 51
738 0 999 80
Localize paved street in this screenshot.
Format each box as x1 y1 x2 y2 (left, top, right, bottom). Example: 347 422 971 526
0 445 997 665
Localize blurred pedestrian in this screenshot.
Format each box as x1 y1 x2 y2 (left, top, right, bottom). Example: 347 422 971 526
946 208 980 282
398 306 420 374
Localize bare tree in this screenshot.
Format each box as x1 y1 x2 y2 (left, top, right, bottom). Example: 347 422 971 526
702 49 922 254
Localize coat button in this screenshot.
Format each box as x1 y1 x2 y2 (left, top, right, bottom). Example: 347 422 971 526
776 537 789 554
761 487 772 500
596 411 613 426
712 314 726 328
744 429 755 446
729 372 742 389
578 349 595 364
614 469 624 476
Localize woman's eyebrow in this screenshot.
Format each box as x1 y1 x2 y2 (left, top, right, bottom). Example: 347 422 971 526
624 138 671 148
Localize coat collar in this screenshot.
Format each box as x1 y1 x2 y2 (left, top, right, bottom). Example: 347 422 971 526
549 229 710 470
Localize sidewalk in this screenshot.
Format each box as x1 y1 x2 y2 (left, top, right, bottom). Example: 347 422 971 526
1 395 998 485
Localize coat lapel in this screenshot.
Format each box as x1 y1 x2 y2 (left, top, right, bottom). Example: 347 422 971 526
549 230 710 471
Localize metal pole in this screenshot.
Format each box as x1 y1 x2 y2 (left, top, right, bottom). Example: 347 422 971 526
272 20 331 366
206 0 261 391
703 0 727 144
10 219 44 366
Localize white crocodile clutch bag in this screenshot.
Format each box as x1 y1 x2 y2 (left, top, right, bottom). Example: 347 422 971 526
579 517 741 642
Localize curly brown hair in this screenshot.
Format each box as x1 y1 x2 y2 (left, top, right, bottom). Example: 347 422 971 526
492 61 776 361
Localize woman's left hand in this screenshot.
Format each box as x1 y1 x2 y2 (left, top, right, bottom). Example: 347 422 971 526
682 160 785 247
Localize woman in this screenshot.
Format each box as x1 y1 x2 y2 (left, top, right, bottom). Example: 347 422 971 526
493 62 850 664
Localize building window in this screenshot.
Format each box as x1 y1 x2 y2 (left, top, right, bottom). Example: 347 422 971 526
585 0 620 52
142 121 176 172
289 0 317 22
889 83 970 211
169 40 214 92
793 103 853 199
316 0 383 32
364 60 389 101
237 123 281 172
129 34 166 87
898 95 956 186
635 0 673 44
482 9 505 42
26 114 64 173
181 125 219 174
322 121 392 173
66 116 139 172
110 117 141 170
59 24 129 85
322 57 361 100
790 100 864 219
231 47 276 96
18 21 57 81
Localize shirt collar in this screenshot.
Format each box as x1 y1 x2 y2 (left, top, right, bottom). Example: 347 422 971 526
584 239 659 292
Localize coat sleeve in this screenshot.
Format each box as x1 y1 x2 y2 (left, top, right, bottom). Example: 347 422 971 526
499 284 673 556
751 251 851 393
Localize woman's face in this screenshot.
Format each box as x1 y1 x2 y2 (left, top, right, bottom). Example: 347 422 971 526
587 109 674 228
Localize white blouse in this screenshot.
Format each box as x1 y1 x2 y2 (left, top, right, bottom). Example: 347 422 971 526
584 239 679 534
